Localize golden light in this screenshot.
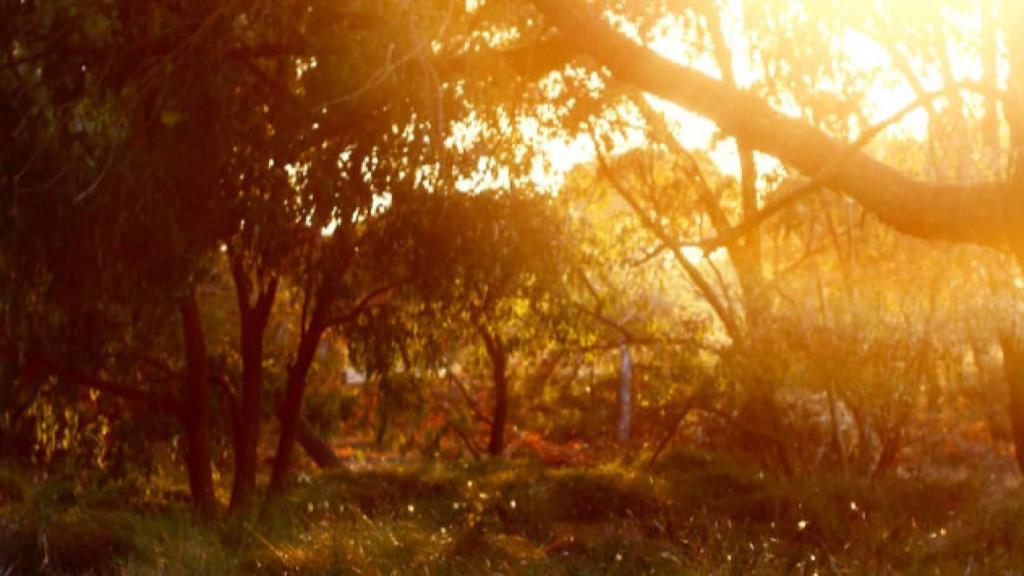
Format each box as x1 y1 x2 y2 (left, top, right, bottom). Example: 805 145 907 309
530 0 996 191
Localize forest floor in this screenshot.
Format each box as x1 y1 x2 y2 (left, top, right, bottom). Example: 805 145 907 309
1 449 1023 575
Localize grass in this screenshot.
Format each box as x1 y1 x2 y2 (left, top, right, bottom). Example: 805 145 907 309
0 451 1022 574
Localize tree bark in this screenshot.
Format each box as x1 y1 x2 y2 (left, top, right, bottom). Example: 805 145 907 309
297 416 339 468
230 311 265 514
480 326 509 456
1005 1 1024 473
179 293 217 518
706 2 764 307
1009 1 1024 193
530 0 1014 248
265 236 382 500
266 321 325 499
214 370 338 472
374 372 392 448
981 0 1000 150
826 379 848 474
228 258 278 515
1001 329 1024 472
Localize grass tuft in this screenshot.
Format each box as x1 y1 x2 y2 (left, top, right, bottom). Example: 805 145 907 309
0 456 1016 574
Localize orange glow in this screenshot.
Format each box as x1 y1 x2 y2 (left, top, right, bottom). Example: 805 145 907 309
532 0 998 189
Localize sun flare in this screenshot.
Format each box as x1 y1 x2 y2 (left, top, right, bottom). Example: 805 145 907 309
531 0 998 190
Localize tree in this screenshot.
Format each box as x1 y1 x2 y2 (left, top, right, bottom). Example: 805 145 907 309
524 0 1019 246
411 191 571 456
421 0 1024 471
0 0 486 513
476 0 1024 468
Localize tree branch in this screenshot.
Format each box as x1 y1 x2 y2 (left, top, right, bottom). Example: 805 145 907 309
25 355 182 417
642 83 1003 256
323 279 406 330
530 0 1016 247
592 141 743 341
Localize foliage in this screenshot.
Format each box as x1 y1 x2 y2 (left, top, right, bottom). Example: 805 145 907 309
3 0 1024 571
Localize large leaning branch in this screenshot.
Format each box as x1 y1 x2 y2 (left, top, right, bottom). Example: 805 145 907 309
529 0 1014 248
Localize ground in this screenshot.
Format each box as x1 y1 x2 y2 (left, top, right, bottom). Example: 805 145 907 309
1 450 1023 575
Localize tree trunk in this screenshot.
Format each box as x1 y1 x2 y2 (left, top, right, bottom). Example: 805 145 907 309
739 386 796 476
1000 329 1024 473
228 261 278 515
375 372 392 448
265 234 364 500
616 343 632 444
981 0 1000 151
229 314 264 513
267 323 324 499
179 293 217 518
214 369 338 473
826 379 848 474
297 417 339 469
1006 1 1024 172
480 327 509 457
708 2 764 316
1006 0 1024 473
489 362 508 456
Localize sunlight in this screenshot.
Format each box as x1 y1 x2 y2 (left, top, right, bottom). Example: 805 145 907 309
530 135 593 190
8 0 1024 571
530 0 992 189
